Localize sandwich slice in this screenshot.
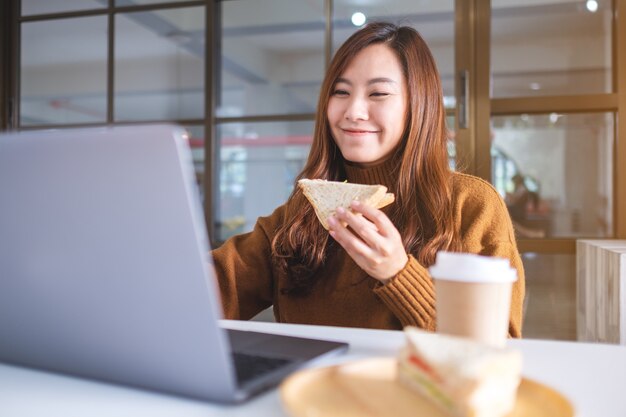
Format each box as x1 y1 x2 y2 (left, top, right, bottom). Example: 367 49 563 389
298 179 395 230
398 327 522 417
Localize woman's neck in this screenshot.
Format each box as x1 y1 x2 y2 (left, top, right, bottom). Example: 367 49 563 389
343 155 399 188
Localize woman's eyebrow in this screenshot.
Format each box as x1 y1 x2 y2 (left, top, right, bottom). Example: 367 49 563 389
334 77 398 85
367 77 398 86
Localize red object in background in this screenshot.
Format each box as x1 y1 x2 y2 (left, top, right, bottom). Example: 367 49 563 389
189 135 313 148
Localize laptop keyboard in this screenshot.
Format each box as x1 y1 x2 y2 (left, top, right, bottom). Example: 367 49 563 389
231 352 293 385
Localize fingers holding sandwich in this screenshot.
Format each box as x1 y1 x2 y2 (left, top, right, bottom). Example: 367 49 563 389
328 201 408 282
297 178 406 280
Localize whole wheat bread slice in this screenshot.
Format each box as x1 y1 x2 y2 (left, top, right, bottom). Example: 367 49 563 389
298 179 395 230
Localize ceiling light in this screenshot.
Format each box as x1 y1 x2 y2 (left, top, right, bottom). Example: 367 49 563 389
351 12 366 27
586 0 599 13
529 82 541 91
549 113 560 124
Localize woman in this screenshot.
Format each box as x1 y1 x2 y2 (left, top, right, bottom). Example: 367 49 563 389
212 22 525 336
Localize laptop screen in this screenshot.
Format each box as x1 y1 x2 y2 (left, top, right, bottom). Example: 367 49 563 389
0 125 238 400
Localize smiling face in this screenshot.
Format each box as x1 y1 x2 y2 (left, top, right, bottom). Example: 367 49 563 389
327 43 408 167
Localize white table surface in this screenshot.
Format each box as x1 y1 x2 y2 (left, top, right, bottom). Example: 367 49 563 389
1 320 625 417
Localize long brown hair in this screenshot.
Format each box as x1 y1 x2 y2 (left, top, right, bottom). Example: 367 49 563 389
272 22 459 295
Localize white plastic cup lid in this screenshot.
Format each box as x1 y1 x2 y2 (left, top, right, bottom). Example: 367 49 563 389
429 251 518 283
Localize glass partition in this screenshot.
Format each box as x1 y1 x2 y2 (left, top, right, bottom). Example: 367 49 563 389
20 16 108 125
115 7 205 121
21 0 105 16
216 120 313 241
116 0 194 5
182 124 206 198
522 253 575 341
218 0 325 117
492 112 613 238
491 0 612 97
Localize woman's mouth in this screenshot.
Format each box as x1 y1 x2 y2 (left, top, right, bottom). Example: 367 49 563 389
341 128 379 135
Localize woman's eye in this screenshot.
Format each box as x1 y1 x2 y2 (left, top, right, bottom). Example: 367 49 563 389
370 92 390 98
332 89 349 96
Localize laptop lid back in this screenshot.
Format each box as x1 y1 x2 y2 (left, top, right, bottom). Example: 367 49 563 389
0 125 238 401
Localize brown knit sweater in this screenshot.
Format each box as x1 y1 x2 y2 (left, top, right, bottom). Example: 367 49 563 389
212 159 525 337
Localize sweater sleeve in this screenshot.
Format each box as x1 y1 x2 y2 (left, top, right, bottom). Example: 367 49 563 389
374 174 525 337
373 255 437 331
211 209 280 320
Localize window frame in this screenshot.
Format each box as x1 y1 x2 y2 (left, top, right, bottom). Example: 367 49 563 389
1 0 625 252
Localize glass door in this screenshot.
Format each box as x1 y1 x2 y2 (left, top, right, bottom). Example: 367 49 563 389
456 0 625 341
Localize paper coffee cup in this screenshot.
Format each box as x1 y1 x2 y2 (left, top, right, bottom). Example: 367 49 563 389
429 251 518 347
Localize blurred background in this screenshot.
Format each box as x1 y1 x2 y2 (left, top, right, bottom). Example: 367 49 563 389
1 0 625 341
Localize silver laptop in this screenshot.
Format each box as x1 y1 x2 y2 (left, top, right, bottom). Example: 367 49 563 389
0 124 347 403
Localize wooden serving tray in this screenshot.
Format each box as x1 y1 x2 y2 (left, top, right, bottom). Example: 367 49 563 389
280 357 574 417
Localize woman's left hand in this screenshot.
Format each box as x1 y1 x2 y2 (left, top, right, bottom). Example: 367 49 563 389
327 200 408 283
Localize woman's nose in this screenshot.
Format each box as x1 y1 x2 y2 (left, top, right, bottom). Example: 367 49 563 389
344 96 368 121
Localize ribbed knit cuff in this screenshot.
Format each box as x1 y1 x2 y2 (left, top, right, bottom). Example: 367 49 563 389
373 254 436 331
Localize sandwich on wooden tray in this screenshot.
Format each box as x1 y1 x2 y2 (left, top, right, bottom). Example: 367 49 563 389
397 327 522 417
298 179 395 230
